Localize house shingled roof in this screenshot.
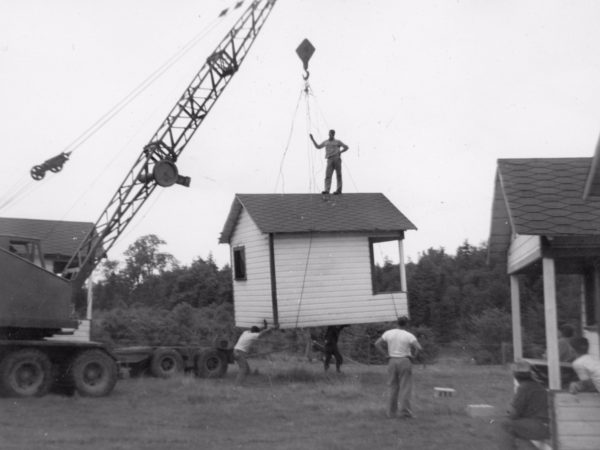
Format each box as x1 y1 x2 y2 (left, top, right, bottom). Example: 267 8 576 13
0 217 95 257
488 158 600 261
219 193 416 244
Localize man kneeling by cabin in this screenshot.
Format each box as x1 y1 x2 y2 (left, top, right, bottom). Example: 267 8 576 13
498 360 550 450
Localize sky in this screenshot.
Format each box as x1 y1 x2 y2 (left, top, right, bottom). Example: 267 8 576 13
1 0 600 269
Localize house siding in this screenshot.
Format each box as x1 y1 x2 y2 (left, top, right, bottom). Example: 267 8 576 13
273 233 407 328
230 209 273 327
507 234 542 274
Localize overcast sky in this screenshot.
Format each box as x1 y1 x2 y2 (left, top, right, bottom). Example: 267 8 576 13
1 0 600 268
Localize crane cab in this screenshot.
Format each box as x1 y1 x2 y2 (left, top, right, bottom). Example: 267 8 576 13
0 235 47 269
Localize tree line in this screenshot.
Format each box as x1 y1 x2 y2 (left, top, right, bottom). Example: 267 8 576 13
89 235 581 364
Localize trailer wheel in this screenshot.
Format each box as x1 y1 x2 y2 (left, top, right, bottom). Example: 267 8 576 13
195 349 228 378
70 350 117 397
0 349 52 397
150 349 184 378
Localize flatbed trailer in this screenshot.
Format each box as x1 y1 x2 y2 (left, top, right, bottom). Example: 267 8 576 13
113 344 233 379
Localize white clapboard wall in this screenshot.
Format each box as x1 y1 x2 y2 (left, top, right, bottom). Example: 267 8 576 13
551 391 600 450
231 208 407 329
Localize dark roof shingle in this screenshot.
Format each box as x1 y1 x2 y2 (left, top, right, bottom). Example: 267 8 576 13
0 217 94 257
498 158 600 236
219 193 416 243
488 158 600 261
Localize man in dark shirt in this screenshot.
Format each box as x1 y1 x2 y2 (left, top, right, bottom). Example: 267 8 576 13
323 325 348 373
498 360 550 449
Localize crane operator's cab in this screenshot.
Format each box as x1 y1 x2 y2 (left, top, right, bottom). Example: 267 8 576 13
0 234 118 397
0 235 46 268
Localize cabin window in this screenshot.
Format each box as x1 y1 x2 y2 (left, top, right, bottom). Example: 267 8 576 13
369 237 403 294
233 246 247 281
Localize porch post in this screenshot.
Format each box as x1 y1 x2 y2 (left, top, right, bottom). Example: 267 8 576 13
543 257 561 389
593 264 600 353
398 238 407 292
510 275 523 360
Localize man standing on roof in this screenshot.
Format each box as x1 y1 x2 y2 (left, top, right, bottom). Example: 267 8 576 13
310 129 349 195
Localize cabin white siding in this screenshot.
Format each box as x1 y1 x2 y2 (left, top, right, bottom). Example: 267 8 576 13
551 392 600 450
272 233 407 328
230 209 273 327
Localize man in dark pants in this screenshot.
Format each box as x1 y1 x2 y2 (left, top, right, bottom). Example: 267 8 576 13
498 360 550 449
233 320 272 385
309 129 349 195
323 325 348 373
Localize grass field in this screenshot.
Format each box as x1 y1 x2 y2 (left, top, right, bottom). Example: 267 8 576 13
0 353 515 450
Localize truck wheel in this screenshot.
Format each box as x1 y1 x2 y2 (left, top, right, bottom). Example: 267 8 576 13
0 349 52 397
150 349 183 378
195 349 228 378
70 350 117 397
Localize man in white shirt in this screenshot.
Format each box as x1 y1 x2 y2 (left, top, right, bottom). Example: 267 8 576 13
569 337 600 394
309 129 349 195
375 316 422 418
233 320 271 385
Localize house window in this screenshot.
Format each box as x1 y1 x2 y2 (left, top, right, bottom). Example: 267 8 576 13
233 246 246 281
369 237 402 294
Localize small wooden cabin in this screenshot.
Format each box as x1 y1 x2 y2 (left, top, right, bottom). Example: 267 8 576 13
489 156 600 449
219 193 416 329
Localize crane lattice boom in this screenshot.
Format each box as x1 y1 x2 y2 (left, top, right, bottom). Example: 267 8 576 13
62 0 277 286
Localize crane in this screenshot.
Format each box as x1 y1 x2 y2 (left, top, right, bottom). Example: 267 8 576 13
0 0 277 398
64 0 277 289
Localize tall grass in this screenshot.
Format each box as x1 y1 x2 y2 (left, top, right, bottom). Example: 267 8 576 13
0 355 514 450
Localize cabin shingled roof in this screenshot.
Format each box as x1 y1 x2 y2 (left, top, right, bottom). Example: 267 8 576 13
219 193 416 244
488 158 600 261
0 217 95 257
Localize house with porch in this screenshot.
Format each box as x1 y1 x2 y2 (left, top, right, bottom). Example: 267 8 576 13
489 154 600 449
0 217 95 274
219 193 416 329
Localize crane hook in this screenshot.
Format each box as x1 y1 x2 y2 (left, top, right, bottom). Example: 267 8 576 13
296 39 315 82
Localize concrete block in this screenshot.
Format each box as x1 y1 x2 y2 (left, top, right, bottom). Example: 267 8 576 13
465 404 495 418
434 387 456 397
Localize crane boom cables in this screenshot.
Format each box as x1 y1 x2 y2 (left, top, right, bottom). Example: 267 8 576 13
0 6 237 212
273 88 304 193
62 0 278 286
59 18 224 158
